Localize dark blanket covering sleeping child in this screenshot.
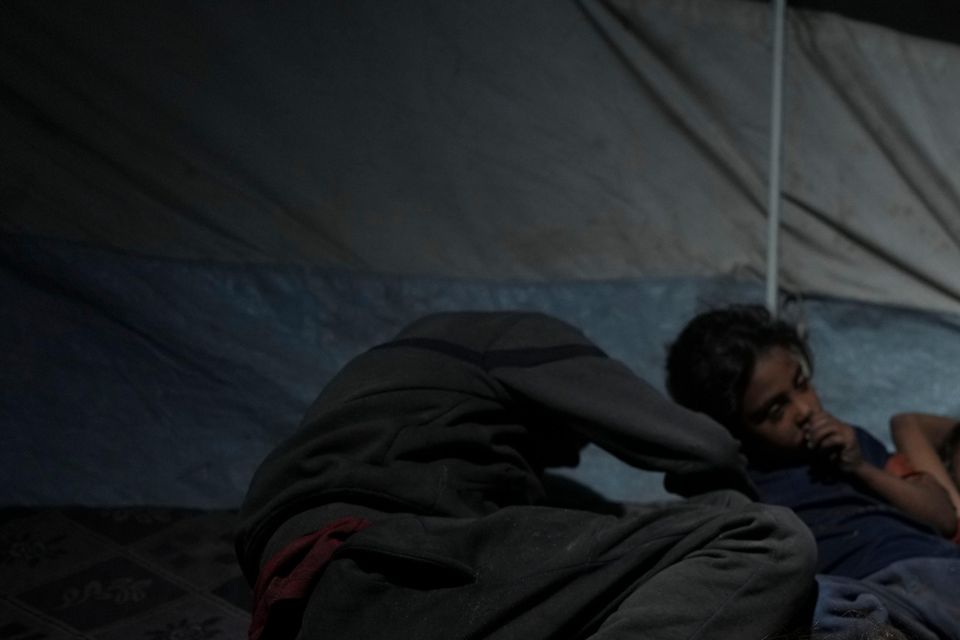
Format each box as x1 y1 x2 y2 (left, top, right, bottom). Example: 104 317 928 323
236 311 817 639
666 304 960 638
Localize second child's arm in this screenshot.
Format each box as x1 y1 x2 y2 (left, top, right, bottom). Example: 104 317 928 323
807 411 958 537
890 412 960 516
848 463 956 537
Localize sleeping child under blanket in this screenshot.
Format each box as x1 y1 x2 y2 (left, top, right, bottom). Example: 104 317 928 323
236 311 818 640
666 304 960 637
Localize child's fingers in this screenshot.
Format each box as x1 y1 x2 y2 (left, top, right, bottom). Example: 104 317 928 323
813 433 846 451
808 424 856 454
809 411 840 430
806 422 840 445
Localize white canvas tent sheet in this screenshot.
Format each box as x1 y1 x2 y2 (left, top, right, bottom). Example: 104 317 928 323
3 0 960 311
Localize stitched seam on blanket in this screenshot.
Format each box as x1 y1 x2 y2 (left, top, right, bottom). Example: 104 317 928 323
370 337 606 369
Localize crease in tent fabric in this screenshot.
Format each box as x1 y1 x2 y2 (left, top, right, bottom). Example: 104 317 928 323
0 236 266 390
781 192 960 309
0 39 278 260
792 12 960 250
578 0 767 214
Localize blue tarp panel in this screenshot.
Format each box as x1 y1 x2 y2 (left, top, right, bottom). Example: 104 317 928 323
4 232 960 507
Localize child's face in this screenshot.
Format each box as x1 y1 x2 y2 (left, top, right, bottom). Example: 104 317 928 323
739 346 822 458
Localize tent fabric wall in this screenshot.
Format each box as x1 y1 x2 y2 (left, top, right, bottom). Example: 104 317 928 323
4 0 960 310
3 0 960 507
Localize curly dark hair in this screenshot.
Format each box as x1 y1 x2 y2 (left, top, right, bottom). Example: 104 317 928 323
666 305 812 434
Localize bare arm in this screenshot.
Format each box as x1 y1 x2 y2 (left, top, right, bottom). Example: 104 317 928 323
808 412 957 537
848 462 957 537
890 412 960 516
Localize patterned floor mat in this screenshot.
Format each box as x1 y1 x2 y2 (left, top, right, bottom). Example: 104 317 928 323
0 508 251 639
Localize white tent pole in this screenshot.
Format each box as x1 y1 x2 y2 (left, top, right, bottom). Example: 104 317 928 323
765 0 787 315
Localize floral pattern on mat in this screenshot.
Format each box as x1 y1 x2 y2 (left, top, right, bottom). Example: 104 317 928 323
0 508 250 639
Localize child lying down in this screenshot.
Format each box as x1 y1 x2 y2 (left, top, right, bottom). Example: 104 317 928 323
667 304 960 637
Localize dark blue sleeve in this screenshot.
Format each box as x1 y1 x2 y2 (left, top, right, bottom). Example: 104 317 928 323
854 427 890 467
